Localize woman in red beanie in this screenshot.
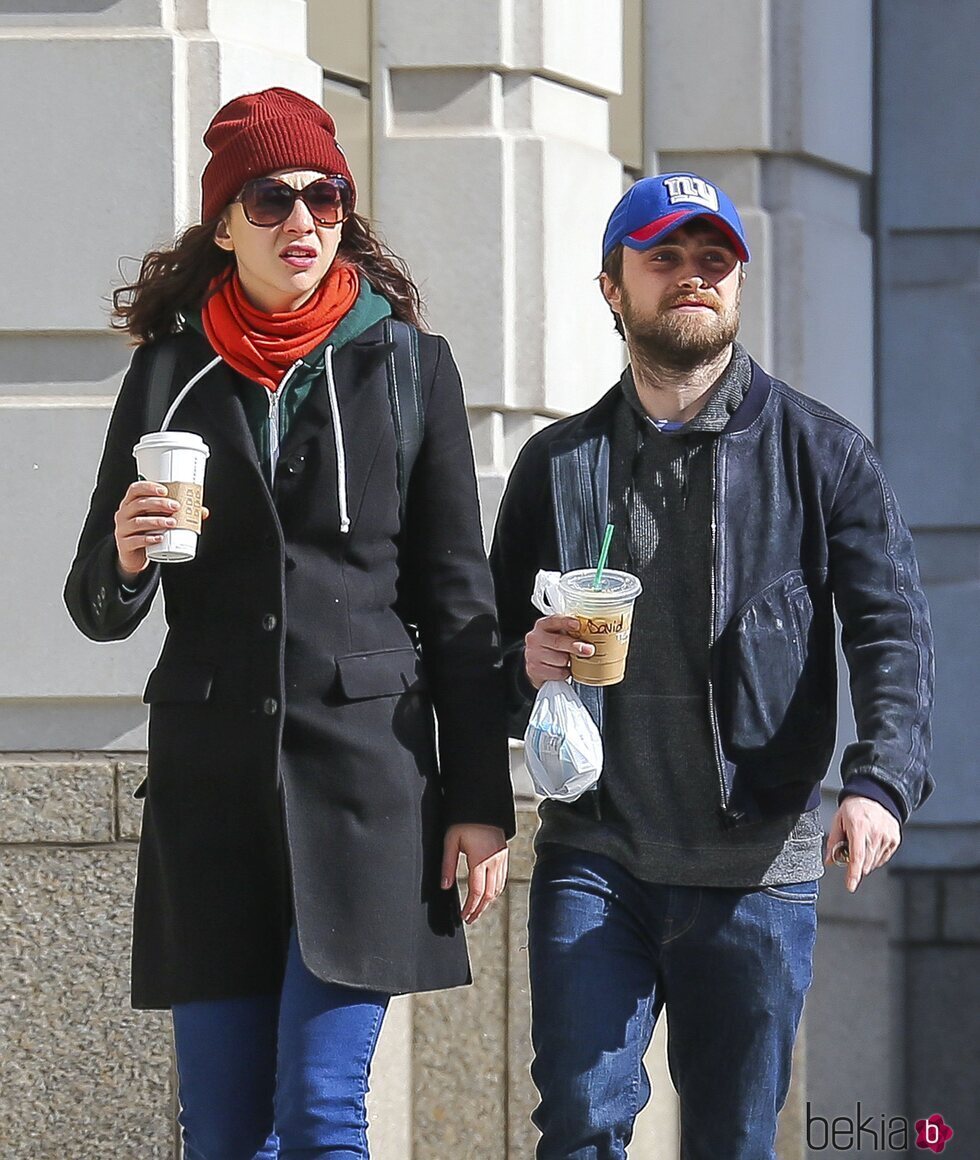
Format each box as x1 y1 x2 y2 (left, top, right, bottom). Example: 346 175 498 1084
66 87 513 1159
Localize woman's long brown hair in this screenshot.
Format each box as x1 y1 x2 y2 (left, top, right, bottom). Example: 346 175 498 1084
112 211 424 343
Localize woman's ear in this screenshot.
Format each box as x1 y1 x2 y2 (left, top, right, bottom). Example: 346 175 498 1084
213 215 234 253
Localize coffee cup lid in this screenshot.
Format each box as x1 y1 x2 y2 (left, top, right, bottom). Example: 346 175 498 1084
133 431 210 457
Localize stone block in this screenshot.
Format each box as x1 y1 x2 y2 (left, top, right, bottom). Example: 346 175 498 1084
390 68 499 132
0 759 115 844
900 872 940 942
0 331 129 398
207 0 310 55
912 530 980 587
906 947 980 1142
534 0 622 95
307 0 370 83
880 282 980 525
0 0 163 26
878 0 980 230
539 136 628 414
0 35 179 331
0 846 173 1157
644 0 770 151
942 872 980 944
904 585 980 829
376 0 622 94
806 918 895 1123
374 134 509 405
412 903 507 1158
375 0 505 68
116 760 148 842
770 0 872 174
769 197 873 435
0 402 165 707
504 74 610 152
0 699 151 756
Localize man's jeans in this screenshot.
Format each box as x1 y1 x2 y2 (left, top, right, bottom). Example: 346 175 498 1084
172 928 389 1160
528 848 818 1160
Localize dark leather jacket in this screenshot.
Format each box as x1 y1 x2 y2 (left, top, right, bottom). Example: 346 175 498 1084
490 359 934 827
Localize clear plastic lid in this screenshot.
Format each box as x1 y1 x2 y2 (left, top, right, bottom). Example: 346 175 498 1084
558 568 642 604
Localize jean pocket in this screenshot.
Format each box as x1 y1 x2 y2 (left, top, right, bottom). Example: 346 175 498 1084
761 879 819 904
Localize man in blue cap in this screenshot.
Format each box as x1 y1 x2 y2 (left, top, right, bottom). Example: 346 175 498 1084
490 174 934 1158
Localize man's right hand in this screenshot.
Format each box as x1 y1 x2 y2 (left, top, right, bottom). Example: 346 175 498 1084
113 481 181 579
524 614 595 689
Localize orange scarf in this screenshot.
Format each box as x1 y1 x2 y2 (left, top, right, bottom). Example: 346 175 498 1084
202 266 360 391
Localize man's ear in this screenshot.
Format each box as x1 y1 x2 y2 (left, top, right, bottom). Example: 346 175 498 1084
599 271 622 313
213 216 234 253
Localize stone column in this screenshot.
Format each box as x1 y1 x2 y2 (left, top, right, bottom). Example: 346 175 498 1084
0 0 321 753
371 0 626 537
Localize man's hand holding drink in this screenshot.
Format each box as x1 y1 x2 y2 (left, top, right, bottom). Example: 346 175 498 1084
525 615 596 689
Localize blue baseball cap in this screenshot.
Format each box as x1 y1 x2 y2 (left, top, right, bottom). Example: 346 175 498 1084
602 173 750 262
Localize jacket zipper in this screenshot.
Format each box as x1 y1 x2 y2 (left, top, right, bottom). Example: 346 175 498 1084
324 345 351 534
268 358 304 482
708 440 731 816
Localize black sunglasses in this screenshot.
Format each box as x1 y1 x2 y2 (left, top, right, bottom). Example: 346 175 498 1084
234 176 352 227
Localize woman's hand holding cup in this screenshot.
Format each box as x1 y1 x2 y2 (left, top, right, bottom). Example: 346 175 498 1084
113 481 183 579
524 615 595 689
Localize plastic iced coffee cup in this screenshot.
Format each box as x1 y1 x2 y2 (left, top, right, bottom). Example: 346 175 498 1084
132 431 210 563
558 568 643 686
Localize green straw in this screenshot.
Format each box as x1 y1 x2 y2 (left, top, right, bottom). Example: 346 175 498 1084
592 523 615 589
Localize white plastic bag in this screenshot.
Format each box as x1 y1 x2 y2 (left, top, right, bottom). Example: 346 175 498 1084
524 680 603 801
522 569 604 801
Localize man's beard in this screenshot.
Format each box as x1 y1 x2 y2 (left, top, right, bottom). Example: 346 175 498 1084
620 284 741 372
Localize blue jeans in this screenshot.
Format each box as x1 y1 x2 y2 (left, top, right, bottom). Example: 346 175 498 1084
171 929 389 1160
528 849 818 1160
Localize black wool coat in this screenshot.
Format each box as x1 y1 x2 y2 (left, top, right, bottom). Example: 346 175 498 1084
65 322 515 1008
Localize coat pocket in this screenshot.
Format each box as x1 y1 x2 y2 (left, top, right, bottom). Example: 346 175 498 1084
142 659 215 703
335 648 425 701
719 570 832 759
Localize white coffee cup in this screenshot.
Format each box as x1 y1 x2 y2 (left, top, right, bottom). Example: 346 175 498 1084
132 431 210 563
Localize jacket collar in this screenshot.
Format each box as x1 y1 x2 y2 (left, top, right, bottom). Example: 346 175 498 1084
553 354 773 446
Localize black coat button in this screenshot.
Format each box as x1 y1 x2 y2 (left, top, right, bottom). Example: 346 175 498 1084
263 697 279 716
286 453 306 474
285 557 297 572
262 614 278 631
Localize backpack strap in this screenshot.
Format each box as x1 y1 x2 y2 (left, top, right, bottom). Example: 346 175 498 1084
142 335 181 433
383 318 425 523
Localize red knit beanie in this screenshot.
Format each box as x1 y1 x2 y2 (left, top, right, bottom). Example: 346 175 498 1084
200 87 356 221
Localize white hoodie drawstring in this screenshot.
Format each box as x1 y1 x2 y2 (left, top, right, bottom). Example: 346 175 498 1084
160 356 222 431
324 345 351 534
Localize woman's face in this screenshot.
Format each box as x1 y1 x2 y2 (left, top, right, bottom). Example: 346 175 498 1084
213 169 345 313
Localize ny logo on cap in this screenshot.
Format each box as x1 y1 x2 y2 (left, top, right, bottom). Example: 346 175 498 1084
663 176 719 212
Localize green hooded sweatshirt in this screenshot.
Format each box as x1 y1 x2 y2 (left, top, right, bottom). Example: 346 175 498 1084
185 280 391 479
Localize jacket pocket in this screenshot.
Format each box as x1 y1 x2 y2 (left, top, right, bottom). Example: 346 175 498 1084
335 648 425 701
720 570 831 759
142 659 215 704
